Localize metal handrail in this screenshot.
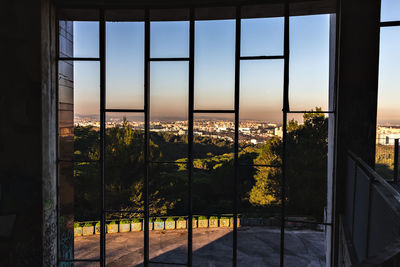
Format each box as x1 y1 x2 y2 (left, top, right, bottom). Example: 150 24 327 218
348 151 400 266
348 151 400 202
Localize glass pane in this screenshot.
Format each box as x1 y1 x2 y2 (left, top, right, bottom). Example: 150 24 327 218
59 21 73 58
192 114 234 266
375 137 399 181
283 112 328 266
285 112 328 222
58 60 74 161
195 20 235 110
74 61 101 118
104 113 144 214
289 15 330 111
284 225 327 266
237 164 281 266
73 21 99 58
105 216 144 266
106 22 144 109
241 17 284 57
58 161 101 262
58 61 100 162
149 164 188 264
150 21 189 58
150 61 189 162
381 0 400 22
239 59 284 159
377 27 400 125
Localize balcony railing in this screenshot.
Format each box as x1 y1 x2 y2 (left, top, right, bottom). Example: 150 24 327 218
343 151 400 266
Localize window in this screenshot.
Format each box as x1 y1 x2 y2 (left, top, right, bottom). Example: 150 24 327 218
57 6 334 266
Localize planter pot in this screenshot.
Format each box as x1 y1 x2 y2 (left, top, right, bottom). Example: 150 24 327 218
198 219 208 228
154 221 165 230
74 227 82 237
176 220 187 229
229 218 240 227
119 223 130 233
107 224 118 234
95 225 101 234
131 222 142 231
165 220 175 230
192 219 197 229
83 226 94 236
208 219 218 228
220 219 230 227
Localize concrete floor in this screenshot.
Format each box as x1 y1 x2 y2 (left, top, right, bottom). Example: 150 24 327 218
74 227 325 267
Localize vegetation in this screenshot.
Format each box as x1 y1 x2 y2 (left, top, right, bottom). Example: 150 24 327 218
375 144 397 180
73 111 328 222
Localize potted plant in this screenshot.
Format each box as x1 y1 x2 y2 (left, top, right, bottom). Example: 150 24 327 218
82 222 94 236
220 217 230 227
198 216 208 228
165 217 176 230
154 218 165 230
119 219 131 232
95 221 101 234
209 216 218 228
74 222 82 237
131 218 142 231
192 217 197 229
107 221 118 234
229 217 241 227
176 217 187 229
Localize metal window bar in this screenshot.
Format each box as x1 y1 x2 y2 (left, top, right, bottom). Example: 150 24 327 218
104 108 145 113
380 21 400 27
188 7 195 267
240 55 284 60
149 57 189 61
57 57 101 61
280 3 290 267
99 8 106 267
144 8 150 267
233 6 241 267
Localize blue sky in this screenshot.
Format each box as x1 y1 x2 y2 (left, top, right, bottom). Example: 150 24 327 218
69 11 399 123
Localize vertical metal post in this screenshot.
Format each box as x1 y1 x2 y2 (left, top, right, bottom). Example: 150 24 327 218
144 8 150 267
99 8 106 267
280 3 290 267
394 139 399 183
188 7 195 267
233 5 241 267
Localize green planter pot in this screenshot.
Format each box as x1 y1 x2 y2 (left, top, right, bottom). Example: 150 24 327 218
119 223 130 233
219 218 230 227
198 219 208 228
154 221 165 230
107 224 118 234
83 226 94 236
74 227 82 237
208 219 218 228
165 220 175 230
230 218 241 227
131 222 142 231
176 220 187 229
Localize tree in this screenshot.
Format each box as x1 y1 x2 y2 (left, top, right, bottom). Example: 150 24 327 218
249 108 328 220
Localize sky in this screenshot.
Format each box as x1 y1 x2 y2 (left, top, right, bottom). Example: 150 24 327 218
69 5 399 123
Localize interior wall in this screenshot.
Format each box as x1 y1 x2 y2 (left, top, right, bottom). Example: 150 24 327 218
333 0 381 265
0 0 56 265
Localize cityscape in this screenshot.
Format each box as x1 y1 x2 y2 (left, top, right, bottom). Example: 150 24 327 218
74 114 284 144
